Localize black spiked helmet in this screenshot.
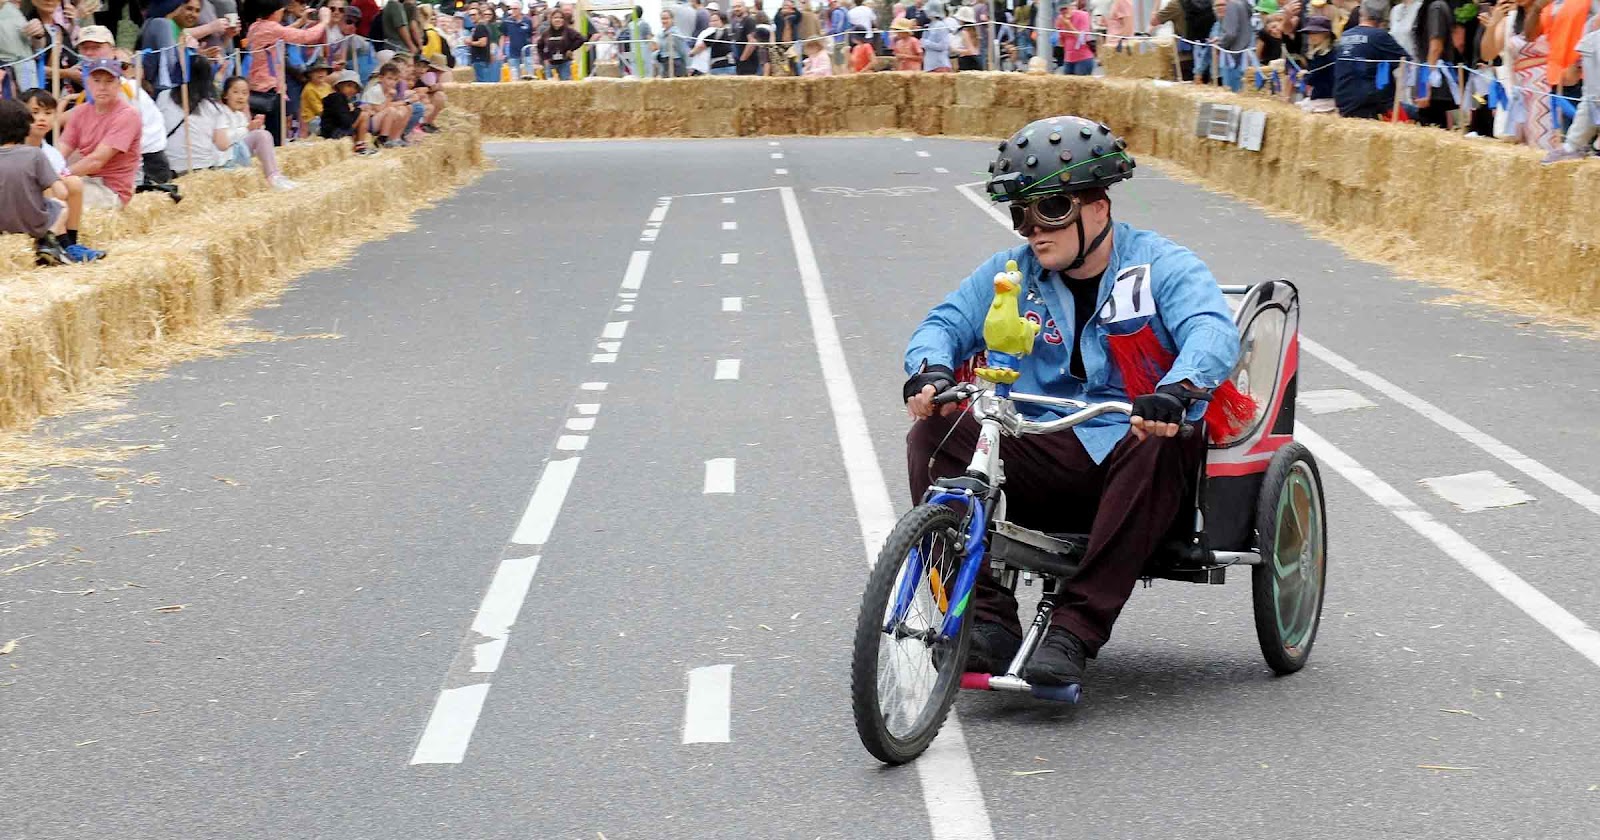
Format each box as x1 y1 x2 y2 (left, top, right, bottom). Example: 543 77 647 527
987 116 1135 202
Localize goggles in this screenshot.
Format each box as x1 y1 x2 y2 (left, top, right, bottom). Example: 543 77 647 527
1008 193 1081 234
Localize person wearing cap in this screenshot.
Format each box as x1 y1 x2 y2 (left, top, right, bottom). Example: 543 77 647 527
319 69 377 154
903 117 1242 689
56 58 142 207
71 29 178 191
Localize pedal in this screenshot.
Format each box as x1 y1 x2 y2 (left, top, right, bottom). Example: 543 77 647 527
1028 683 1082 703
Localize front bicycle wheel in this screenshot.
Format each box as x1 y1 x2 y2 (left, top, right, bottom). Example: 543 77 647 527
850 503 973 765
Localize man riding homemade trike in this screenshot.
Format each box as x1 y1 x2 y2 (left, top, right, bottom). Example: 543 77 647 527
850 116 1328 765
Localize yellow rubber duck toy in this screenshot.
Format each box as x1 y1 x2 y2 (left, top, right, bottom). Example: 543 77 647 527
973 260 1039 385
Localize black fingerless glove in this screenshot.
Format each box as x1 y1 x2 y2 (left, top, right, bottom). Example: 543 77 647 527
1130 383 1201 424
902 362 956 403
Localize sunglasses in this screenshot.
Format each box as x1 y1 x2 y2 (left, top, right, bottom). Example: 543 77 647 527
1008 194 1081 234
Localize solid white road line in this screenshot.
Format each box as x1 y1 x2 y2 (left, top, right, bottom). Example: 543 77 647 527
622 250 650 290
1297 423 1600 670
778 186 995 840
722 296 743 312
682 664 734 744
703 458 736 494
1419 470 1535 513
715 359 741 380
721 252 740 265
956 181 1019 231
409 683 491 765
1297 388 1376 415
602 321 629 339
722 221 738 230
1300 336 1600 520
511 458 582 545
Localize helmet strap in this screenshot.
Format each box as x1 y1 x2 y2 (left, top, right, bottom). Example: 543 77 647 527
1063 215 1112 275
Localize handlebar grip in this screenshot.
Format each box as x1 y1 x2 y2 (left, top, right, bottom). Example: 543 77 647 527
932 388 966 406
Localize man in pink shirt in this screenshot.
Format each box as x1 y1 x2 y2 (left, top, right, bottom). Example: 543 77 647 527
58 58 143 208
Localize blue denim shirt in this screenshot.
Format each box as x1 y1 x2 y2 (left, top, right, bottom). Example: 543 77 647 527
904 223 1241 464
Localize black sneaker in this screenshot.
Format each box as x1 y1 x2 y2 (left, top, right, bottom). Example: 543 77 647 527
1025 626 1088 686
963 620 1022 674
34 235 66 267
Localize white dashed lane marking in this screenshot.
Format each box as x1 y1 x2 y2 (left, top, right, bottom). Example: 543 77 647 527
703 458 736 494
715 359 741 380
682 664 734 744
721 253 739 265
722 296 742 312
722 221 737 230
1420 470 1536 513
774 168 788 175
1298 388 1376 415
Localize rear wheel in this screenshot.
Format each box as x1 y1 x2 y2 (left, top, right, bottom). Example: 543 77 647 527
1251 443 1328 675
850 504 973 765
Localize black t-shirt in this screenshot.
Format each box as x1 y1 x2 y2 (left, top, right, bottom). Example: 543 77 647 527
470 22 493 62
321 91 360 136
707 26 733 67
1060 272 1097 381
1257 31 1285 63
732 16 759 74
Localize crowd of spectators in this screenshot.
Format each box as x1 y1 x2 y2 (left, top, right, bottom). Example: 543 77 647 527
453 0 1593 162
0 0 456 266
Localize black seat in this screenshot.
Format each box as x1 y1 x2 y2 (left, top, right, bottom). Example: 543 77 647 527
987 522 1087 579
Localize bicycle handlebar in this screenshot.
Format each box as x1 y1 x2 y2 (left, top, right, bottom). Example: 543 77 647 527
932 383 1135 436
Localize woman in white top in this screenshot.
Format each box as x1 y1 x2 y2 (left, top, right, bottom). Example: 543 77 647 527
156 54 230 175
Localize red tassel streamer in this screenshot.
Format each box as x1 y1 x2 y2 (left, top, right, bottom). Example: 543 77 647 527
1106 327 1256 444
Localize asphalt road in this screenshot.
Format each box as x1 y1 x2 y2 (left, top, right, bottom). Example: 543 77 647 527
4 135 1599 840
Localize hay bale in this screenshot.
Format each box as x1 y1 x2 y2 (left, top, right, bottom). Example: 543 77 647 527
954 72 1002 107
0 118 483 431
1098 42 1176 81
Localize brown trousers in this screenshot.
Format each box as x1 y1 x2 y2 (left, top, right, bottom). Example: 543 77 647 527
906 412 1203 655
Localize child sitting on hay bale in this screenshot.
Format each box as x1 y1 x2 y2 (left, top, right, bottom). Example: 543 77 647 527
219 76 298 190
0 99 105 266
319 71 379 155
